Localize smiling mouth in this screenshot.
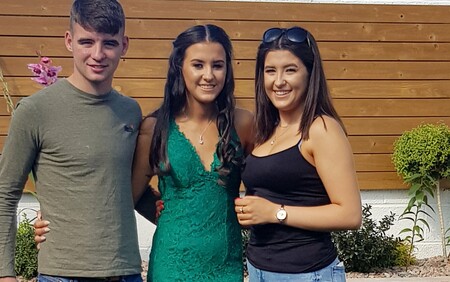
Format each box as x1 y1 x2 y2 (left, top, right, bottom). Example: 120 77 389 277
274 90 291 96
199 84 216 90
88 64 107 70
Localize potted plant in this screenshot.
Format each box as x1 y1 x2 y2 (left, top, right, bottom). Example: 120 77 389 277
392 122 450 261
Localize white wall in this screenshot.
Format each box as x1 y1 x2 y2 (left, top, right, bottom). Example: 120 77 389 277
361 189 450 259
18 187 450 260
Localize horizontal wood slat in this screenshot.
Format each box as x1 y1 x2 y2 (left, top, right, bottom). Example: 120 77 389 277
344 117 450 135
2 16 450 43
5 57 450 80
333 99 450 117
0 134 399 157
2 89 448 118
4 77 450 99
4 172 405 192
2 0 450 24
2 114 448 137
348 136 396 154
329 80 450 98
2 37 450 61
354 154 395 172
356 172 407 190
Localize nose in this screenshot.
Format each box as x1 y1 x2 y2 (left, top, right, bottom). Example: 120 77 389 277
202 66 214 81
91 43 106 61
274 73 286 88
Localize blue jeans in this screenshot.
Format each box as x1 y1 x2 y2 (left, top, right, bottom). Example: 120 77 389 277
37 273 142 282
247 257 346 282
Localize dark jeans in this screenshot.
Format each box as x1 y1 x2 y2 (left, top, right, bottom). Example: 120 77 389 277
37 273 142 282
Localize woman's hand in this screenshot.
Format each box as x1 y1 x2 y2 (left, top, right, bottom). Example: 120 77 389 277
155 200 164 224
33 210 50 249
234 196 278 226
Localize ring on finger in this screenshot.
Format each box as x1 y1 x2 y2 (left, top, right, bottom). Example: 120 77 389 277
239 207 244 214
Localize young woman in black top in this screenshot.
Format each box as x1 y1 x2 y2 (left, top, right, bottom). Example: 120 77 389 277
235 26 362 282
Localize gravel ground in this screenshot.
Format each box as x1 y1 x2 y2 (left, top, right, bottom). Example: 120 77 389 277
345 256 450 279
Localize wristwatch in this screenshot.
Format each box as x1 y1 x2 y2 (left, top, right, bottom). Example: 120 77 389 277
276 205 287 223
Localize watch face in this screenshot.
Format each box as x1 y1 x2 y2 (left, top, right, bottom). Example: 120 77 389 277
277 209 287 220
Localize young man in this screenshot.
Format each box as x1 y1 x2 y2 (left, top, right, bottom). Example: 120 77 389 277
0 1 144 281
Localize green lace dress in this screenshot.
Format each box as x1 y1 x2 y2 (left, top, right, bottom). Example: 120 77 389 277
147 120 243 282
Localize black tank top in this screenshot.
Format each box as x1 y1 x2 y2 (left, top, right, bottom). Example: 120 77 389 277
241 140 337 273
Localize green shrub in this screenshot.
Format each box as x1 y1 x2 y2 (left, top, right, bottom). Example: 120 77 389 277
392 123 450 181
15 214 38 280
393 241 416 267
392 122 450 259
332 204 411 272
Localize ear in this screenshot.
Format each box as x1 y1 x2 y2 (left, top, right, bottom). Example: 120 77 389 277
121 35 129 57
65 31 73 52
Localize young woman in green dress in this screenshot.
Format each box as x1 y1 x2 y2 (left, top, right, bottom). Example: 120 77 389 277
131 24 253 282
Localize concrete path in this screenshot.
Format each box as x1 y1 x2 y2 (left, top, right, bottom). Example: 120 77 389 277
348 277 450 282
245 275 450 281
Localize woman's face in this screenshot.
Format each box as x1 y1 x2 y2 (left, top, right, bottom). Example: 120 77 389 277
182 42 227 106
263 49 309 113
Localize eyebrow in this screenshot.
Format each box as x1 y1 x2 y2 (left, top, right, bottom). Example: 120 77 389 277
104 39 120 45
76 38 120 45
190 59 225 63
264 63 299 69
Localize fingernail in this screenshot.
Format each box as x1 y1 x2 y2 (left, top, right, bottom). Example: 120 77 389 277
43 221 50 225
41 236 46 240
44 228 50 232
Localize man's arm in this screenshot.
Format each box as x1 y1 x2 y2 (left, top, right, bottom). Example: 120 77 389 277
134 185 159 224
0 100 38 277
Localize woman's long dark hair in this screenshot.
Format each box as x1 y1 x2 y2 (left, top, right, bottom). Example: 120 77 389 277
254 27 346 145
150 24 242 186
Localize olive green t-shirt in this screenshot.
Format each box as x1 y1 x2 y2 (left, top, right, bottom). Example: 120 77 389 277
0 79 142 277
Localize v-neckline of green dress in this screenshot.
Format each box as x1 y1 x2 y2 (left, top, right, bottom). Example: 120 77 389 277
171 119 219 174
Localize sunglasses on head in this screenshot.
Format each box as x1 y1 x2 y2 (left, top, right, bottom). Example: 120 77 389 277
262 27 310 46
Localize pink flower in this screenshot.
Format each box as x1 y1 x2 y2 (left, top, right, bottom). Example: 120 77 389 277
27 57 62 87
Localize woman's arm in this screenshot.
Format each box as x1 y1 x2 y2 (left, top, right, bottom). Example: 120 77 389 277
234 108 255 156
132 117 157 205
236 116 362 231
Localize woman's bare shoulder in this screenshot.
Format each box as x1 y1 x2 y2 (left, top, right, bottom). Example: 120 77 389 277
234 108 254 130
309 115 344 137
140 116 157 134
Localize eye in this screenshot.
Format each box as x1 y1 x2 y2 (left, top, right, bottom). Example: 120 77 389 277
286 67 297 73
264 68 276 74
192 63 203 69
78 39 93 46
104 41 119 48
213 63 225 69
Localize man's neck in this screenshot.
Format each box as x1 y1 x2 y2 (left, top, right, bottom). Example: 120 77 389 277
66 75 113 96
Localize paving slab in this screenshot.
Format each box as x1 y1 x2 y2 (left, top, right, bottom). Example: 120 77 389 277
245 275 450 281
348 277 450 282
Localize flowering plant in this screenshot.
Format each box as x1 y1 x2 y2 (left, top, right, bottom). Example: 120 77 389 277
27 56 62 87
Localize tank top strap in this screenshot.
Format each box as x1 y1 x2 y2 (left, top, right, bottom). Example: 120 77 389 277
296 134 303 149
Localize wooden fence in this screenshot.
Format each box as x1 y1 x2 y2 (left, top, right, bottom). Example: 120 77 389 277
1 0 450 190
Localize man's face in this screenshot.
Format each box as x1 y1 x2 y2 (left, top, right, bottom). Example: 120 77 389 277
65 22 128 94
